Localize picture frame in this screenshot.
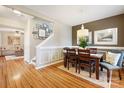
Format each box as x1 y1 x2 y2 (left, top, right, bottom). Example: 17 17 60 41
88 31 92 44
8 36 20 45
77 31 92 45
94 28 118 45
38 29 46 37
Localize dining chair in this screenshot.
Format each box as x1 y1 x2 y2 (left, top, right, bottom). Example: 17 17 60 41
78 49 95 78
67 48 77 72
100 51 124 82
89 48 98 65
63 47 69 68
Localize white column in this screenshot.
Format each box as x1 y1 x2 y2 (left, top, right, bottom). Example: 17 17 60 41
24 15 33 63
0 32 1 47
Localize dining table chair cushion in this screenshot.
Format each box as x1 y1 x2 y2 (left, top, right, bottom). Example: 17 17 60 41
100 50 124 70
105 52 121 66
100 61 120 70
103 50 124 67
109 50 124 67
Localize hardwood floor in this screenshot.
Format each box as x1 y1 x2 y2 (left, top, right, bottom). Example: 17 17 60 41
0 57 123 88
111 69 124 88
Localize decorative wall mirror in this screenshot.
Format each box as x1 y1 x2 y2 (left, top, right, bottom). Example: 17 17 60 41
32 19 53 40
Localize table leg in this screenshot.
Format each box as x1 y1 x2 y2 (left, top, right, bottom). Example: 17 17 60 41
64 54 67 68
96 58 100 80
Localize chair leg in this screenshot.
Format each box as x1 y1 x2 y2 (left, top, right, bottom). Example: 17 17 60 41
78 63 80 74
93 64 95 73
118 69 122 80
67 62 69 70
89 68 91 78
89 65 91 78
75 63 77 73
101 66 103 71
107 69 110 83
64 57 67 68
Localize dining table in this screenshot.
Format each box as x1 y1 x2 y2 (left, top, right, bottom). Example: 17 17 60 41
63 50 104 80
89 53 103 80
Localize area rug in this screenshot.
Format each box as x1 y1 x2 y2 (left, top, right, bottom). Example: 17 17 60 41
5 55 24 61
58 65 112 88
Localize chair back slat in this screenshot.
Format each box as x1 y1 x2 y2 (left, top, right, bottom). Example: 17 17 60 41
68 48 76 57
78 49 90 62
79 57 90 62
67 48 77 64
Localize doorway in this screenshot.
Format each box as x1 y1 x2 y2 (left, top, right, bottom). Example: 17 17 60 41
0 5 26 60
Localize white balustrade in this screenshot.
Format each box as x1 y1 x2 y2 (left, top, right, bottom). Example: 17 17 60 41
36 46 64 68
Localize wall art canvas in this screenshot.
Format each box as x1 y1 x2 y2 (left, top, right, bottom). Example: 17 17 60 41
88 31 92 44
77 31 92 45
8 36 20 45
94 28 118 45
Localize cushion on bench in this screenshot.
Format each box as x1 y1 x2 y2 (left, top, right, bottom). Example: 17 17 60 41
100 50 124 69
100 61 120 70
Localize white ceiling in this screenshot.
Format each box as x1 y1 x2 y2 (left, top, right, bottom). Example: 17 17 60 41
0 27 24 32
25 5 124 26
0 6 27 23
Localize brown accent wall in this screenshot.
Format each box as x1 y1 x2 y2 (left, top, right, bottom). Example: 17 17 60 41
72 14 124 47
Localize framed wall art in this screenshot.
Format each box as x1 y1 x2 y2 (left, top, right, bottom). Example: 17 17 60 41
94 28 118 45
88 31 92 44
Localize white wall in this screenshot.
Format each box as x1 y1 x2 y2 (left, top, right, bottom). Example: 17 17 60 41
35 22 72 67
30 18 54 59
7 6 72 62
0 16 25 30
0 32 1 47
42 21 72 47
25 9 72 61
30 19 72 61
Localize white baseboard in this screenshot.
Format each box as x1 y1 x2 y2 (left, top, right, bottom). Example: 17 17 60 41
24 59 30 63
35 60 63 69
29 62 36 66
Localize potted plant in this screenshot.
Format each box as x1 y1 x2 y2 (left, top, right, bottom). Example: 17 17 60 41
79 37 88 48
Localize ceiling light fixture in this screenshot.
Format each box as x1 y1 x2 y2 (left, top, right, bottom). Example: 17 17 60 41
77 24 89 45
78 24 89 37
